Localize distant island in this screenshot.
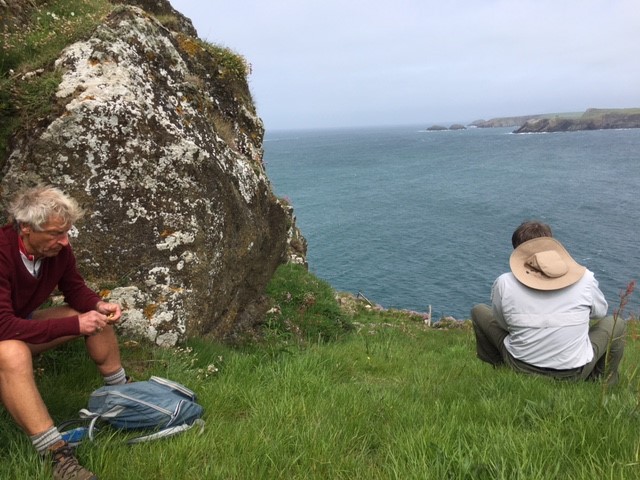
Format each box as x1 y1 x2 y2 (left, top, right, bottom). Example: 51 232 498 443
469 108 640 133
426 123 466 131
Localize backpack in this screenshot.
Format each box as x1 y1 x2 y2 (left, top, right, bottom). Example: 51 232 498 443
60 376 205 445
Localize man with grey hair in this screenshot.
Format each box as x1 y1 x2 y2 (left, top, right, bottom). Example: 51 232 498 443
0 185 129 480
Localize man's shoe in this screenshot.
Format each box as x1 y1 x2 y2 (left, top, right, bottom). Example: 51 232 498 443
49 440 98 480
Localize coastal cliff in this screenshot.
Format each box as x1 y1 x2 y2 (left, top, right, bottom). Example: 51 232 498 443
513 108 640 133
470 108 640 133
0 0 306 345
469 114 560 128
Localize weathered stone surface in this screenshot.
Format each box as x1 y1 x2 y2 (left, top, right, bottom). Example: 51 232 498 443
1 5 304 346
109 0 198 37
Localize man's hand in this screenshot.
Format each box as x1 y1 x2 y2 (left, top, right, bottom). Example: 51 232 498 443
78 310 110 336
95 301 122 324
77 301 123 335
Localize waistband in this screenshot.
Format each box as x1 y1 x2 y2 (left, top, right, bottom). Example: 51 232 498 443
507 355 584 380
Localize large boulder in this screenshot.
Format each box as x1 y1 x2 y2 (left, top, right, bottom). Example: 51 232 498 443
1 5 303 346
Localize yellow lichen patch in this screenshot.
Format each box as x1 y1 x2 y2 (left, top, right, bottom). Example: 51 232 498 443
176 34 201 57
99 289 111 298
160 228 175 238
144 303 158 319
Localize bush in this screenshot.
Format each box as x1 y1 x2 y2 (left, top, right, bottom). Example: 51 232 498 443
265 263 353 344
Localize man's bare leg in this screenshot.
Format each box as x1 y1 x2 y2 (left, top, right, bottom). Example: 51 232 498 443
0 339 53 435
31 305 123 376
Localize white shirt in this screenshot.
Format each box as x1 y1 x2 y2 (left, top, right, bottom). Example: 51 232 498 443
491 270 608 369
21 251 42 277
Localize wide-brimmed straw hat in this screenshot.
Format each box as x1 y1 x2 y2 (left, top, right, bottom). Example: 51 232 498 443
509 237 586 290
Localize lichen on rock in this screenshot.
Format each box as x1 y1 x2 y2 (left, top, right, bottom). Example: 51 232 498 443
1 4 305 346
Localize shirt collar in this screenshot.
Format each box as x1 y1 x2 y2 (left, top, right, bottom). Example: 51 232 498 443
17 235 35 262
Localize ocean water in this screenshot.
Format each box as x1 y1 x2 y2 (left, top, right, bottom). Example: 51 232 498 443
263 126 640 320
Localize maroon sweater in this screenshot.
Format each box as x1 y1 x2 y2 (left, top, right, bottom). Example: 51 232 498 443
0 224 101 343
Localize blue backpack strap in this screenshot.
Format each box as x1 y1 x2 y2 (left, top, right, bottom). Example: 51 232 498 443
78 407 119 441
126 418 205 444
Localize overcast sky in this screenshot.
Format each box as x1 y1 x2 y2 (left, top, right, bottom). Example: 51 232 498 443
168 0 639 131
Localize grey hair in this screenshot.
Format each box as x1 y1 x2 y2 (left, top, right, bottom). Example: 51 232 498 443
7 185 84 230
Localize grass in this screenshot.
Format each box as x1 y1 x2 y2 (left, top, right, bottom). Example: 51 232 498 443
0 0 113 156
581 108 640 118
0 265 638 479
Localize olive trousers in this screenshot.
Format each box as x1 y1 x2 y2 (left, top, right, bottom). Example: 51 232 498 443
470 304 626 384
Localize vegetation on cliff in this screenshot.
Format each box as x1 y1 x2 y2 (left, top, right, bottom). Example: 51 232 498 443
469 113 581 129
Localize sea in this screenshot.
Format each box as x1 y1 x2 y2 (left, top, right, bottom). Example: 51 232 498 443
263 125 640 320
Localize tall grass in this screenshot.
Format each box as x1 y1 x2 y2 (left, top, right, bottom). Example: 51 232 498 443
0 0 113 155
0 266 638 479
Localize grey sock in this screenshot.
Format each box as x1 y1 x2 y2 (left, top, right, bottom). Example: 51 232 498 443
103 367 127 385
31 426 63 456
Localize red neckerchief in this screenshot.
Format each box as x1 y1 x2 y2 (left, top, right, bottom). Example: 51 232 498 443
17 235 35 262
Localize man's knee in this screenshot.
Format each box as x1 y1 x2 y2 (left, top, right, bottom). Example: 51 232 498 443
0 340 33 373
612 317 627 338
471 303 492 324
86 323 118 344
593 316 627 339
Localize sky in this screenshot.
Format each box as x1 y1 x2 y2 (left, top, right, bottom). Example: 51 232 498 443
168 0 640 131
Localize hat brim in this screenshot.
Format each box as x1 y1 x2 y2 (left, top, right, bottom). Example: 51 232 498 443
510 237 586 290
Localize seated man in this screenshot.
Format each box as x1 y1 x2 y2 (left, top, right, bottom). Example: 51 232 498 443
471 220 625 384
0 185 129 480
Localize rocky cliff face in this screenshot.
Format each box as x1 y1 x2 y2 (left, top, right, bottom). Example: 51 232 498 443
469 115 553 128
514 108 640 133
1 2 306 346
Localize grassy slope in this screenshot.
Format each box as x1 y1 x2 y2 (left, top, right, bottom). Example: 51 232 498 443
1 266 638 479
582 108 640 117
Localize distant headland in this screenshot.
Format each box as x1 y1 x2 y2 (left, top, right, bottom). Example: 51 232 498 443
427 108 640 133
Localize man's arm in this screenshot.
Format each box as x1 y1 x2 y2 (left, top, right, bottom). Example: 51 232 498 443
0 296 81 343
589 273 608 319
0 251 80 342
56 247 123 332
491 275 510 331
55 246 102 313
